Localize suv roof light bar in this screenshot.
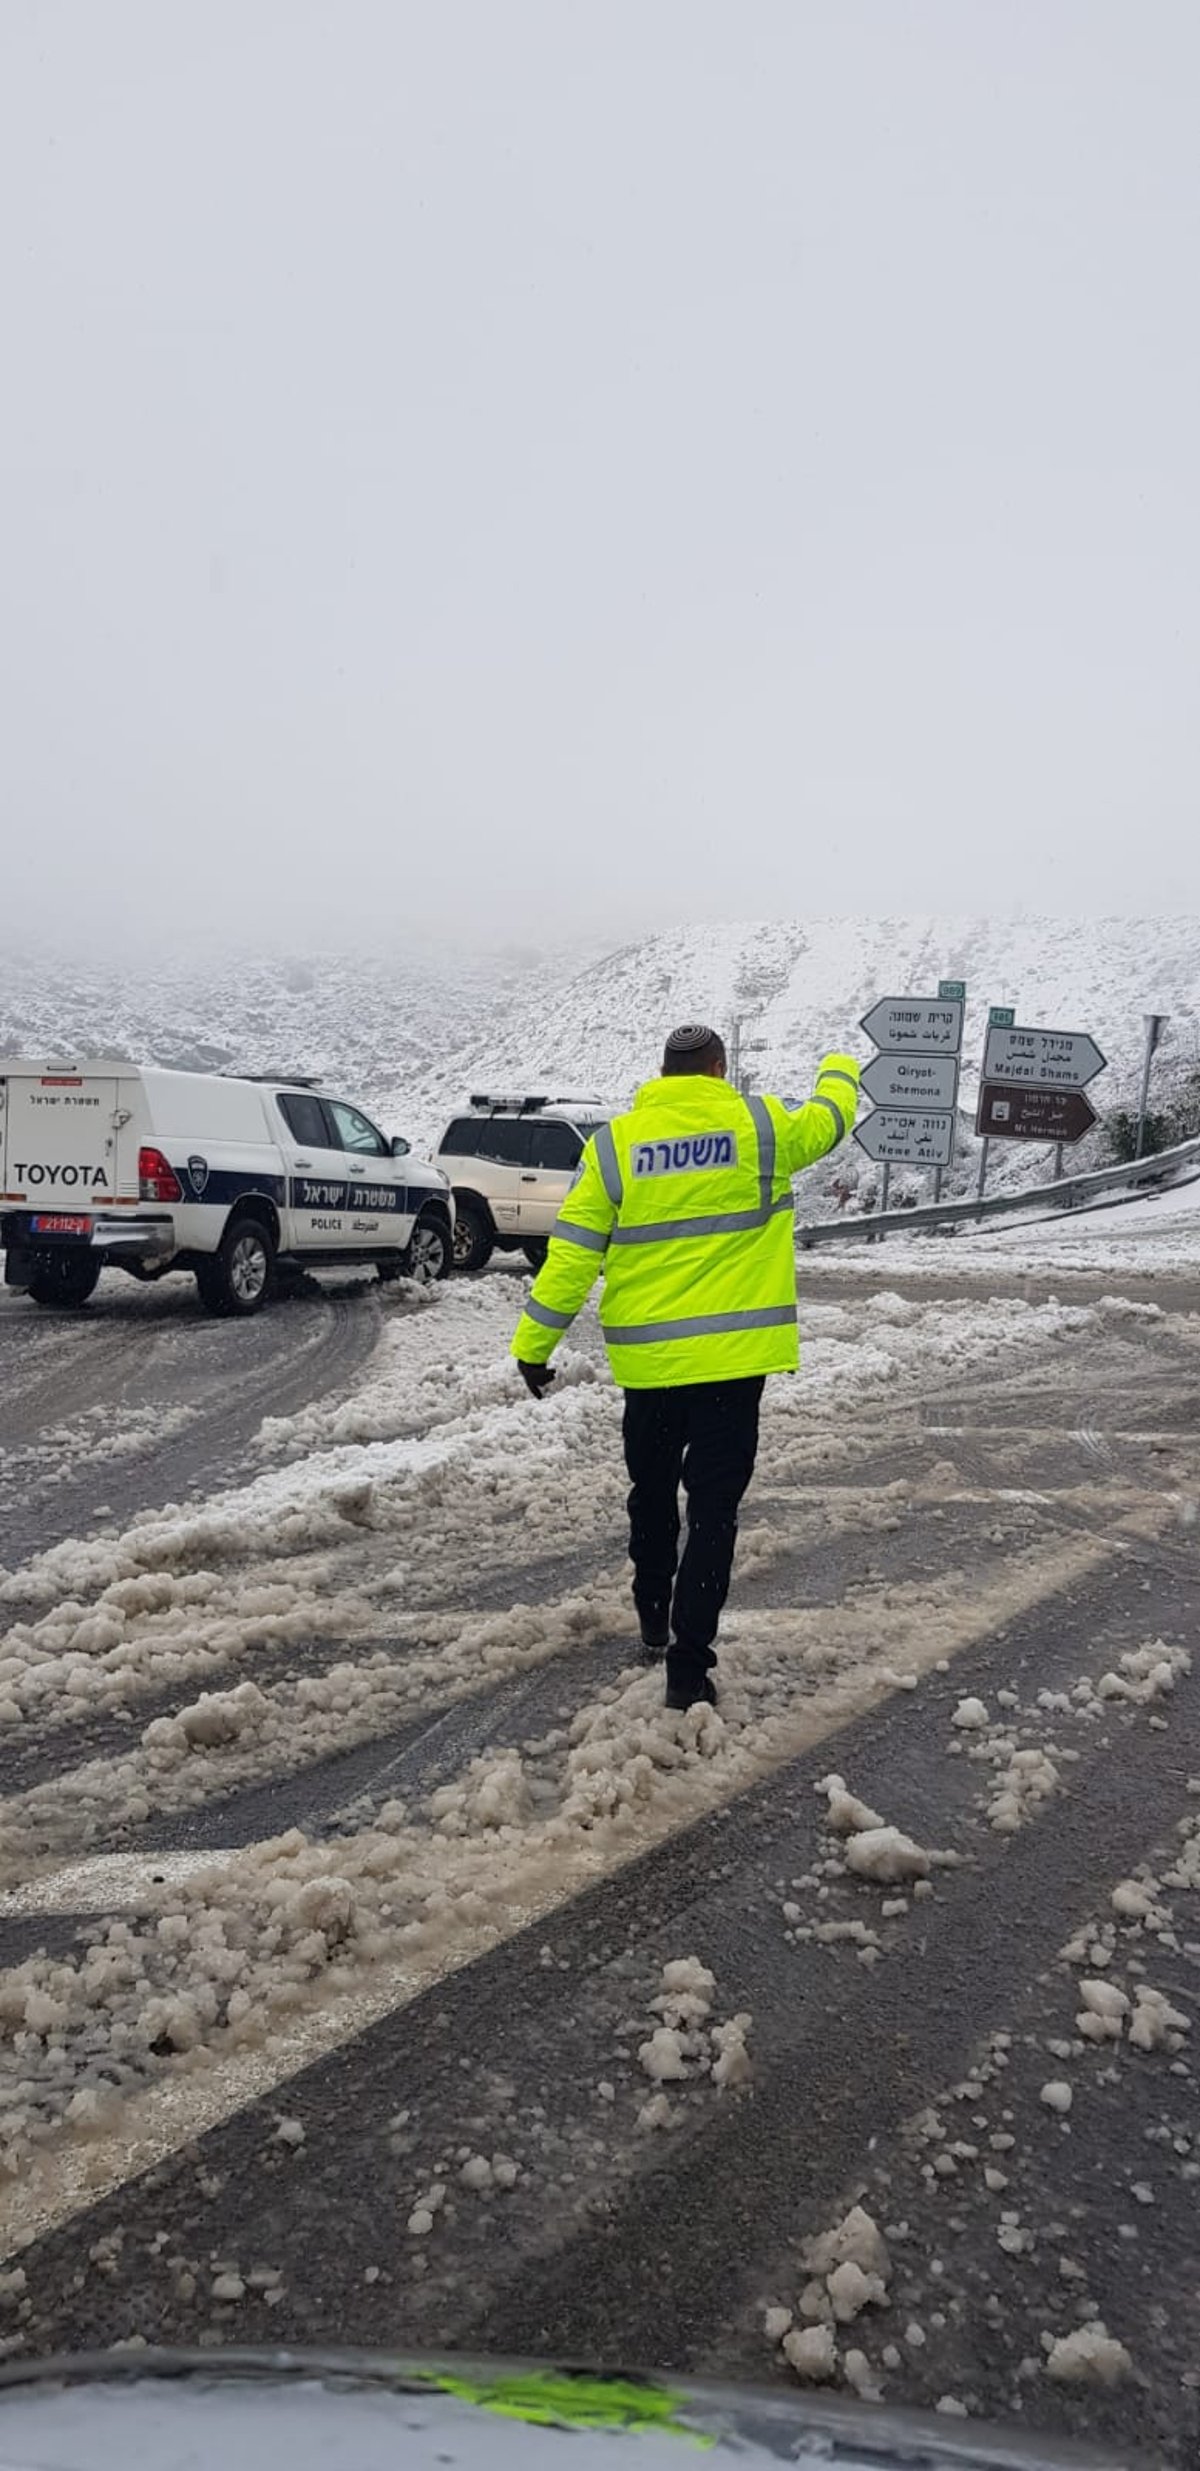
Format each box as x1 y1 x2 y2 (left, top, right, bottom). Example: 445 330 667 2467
469 1094 549 1111
467 1093 608 1113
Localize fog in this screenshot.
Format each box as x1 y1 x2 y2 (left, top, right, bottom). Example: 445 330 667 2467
2 1 1198 960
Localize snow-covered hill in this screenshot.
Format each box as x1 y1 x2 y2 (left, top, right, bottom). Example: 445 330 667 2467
395 914 1200 1207
0 943 589 1148
3 920 1198 1196
429 917 1200 1115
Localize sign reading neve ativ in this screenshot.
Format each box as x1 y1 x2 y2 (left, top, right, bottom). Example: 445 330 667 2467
860 998 964 1057
976 1084 1099 1144
855 1108 955 1168
981 1026 1106 1089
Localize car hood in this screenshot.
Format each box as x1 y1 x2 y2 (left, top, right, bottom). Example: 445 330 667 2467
0 2348 1130 2471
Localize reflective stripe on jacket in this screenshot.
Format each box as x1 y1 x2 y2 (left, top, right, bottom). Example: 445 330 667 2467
510 1053 860 1389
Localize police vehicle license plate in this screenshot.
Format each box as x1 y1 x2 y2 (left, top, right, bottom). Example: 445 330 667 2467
31 1214 92 1236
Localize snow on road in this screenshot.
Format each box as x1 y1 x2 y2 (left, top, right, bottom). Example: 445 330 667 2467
0 1272 1185 2219
0 1248 1197 2465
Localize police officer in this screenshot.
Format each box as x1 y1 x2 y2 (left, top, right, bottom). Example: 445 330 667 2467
511 1024 860 1710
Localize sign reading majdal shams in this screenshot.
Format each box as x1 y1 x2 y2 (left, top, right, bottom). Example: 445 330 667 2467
975 1021 1107 1155
981 1026 1106 1090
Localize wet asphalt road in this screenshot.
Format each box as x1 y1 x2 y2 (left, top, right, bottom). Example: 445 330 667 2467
0 1260 1198 2465
0 1270 383 1567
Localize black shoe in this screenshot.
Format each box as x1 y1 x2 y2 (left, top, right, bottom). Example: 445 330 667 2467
636 1603 670 1661
639 1621 669 1663
664 1674 717 1712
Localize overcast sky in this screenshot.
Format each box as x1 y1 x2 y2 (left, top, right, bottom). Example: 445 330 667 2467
2 1 1198 956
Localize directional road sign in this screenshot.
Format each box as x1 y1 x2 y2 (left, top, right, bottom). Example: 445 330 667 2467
981 1025 1106 1089
855 1108 955 1168
976 1083 1098 1144
861 998 964 1057
939 979 966 1002
861 1053 960 1111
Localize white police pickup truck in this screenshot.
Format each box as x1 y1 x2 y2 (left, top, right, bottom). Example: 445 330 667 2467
0 1060 453 1314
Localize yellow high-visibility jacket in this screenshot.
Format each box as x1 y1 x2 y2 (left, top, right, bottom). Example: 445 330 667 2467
510 1055 859 1389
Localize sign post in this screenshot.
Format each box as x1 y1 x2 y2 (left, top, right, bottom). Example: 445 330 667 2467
856 989 964 1223
934 981 966 1199
974 1014 1106 1195
1135 1013 1169 1159
975 1008 1013 1200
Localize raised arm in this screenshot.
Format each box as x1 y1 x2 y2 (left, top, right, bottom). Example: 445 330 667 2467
774 1052 861 1176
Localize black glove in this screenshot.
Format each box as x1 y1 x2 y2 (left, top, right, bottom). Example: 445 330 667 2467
517 1360 556 1400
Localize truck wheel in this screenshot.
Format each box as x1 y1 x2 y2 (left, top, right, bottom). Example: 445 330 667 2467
402 1210 453 1285
28 1256 101 1309
522 1236 549 1272
452 1201 494 1274
197 1216 276 1316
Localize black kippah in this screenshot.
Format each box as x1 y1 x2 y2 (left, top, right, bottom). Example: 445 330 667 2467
665 1023 717 1056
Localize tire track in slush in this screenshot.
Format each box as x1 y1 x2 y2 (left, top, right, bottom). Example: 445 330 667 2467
5 1548 1197 2471
0 1284 384 1565
0 1508 1130 2260
3 1271 1197 2464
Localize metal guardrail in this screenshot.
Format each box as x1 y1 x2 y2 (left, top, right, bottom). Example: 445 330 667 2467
795 1134 1200 1248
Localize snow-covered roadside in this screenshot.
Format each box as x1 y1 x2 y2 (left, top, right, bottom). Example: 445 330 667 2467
810 1172 1200 1281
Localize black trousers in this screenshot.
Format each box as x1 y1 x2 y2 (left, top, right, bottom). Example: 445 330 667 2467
622 1376 765 1684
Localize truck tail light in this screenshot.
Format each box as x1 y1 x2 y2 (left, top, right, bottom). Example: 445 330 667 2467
139 1146 183 1202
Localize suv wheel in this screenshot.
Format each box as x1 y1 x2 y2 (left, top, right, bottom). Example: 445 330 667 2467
452 1201 494 1274
197 1216 276 1316
522 1236 549 1272
402 1210 452 1285
28 1255 101 1309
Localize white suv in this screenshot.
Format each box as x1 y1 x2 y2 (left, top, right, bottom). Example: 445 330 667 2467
433 1095 619 1274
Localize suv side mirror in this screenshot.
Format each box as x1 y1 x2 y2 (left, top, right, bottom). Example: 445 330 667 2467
391 1135 411 1158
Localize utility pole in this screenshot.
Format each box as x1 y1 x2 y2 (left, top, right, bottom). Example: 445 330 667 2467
728 1015 766 1096
740 1035 768 1096
1136 1013 1169 1158
932 977 966 1210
